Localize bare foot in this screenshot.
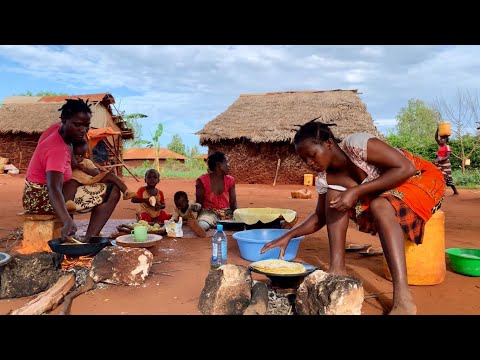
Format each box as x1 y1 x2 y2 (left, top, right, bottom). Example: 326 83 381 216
388 303 417 315
453 193 460 196
188 215 207 237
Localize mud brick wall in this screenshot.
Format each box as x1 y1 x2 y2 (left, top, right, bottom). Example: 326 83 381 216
0 132 40 171
206 139 314 185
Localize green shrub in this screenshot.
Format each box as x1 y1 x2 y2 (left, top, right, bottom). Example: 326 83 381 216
452 169 480 188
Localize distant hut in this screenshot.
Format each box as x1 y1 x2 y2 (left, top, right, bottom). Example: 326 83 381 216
123 148 186 168
0 93 133 173
196 90 381 184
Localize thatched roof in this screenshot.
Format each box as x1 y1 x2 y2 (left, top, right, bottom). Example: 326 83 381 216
0 103 62 134
0 93 130 136
197 90 381 144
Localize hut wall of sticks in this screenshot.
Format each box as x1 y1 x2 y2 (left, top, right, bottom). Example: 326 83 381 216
0 94 133 174
197 90 382 185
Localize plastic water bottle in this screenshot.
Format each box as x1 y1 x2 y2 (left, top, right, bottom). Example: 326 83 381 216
211 224 227 269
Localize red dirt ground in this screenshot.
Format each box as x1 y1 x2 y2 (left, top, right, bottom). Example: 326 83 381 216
0 174 479 315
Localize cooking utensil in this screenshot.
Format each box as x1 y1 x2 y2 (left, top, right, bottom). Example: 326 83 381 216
232 229 304 261
66 236 83 244
48 236 112 256
249 261 318 278
249 262 318 291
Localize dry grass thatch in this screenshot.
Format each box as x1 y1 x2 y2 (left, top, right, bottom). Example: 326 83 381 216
197 90 381 144
0 103 62 134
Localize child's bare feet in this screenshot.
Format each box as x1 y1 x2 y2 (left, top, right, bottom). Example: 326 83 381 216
188 215 207 237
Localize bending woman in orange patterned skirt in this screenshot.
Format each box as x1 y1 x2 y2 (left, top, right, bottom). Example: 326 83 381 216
262 119 446 315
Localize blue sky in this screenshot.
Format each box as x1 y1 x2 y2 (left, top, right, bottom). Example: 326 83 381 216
0 45 479 151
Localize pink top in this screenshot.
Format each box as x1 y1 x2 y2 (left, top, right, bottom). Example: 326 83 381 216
198 174 235 210
26 127 72 184
437 145 451 158
38 123 61 144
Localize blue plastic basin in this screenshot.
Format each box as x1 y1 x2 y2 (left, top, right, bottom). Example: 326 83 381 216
232 229 304 261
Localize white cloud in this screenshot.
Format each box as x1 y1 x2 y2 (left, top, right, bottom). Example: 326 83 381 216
1 45 480 148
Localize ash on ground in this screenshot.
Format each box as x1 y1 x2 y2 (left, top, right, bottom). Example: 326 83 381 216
266 286 296 315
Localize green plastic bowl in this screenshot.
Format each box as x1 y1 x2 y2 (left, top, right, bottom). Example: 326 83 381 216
445 248 480 277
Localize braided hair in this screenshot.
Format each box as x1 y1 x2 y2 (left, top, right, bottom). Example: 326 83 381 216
58 98 92 122
293 116 341 146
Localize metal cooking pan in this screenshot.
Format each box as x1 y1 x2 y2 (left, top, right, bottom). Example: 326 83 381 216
248 262 318 278
48 236 112 257
248 262 318 290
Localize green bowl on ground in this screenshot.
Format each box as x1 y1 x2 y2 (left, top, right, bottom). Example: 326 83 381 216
445 248 480 277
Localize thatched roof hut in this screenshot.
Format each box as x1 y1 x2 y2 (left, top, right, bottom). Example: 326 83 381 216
197 90 381 184
0 103 65 134
0 93 132 172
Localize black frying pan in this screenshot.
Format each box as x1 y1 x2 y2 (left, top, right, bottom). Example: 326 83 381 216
48 237 112 257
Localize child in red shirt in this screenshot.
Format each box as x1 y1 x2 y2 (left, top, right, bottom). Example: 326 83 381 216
131 169 172 222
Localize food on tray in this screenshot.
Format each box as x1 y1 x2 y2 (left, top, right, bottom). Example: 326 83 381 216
128 220 164 232
250 259 306 275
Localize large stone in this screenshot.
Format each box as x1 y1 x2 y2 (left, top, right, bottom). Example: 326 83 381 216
0 252 63 299
295 270 364 315
90 247 153 286
198 264 252 315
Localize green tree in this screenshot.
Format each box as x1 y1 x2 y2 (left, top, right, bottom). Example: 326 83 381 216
149 123 164 173
395 99 440 148
185 145 206 170
167 134 187 156
123 113 150 148
434 90 480 174
385 99 441 160
18 91 69 96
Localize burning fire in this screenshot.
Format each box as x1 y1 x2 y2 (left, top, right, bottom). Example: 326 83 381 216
14 239 94 270
61 255 94 270
15 240 51 255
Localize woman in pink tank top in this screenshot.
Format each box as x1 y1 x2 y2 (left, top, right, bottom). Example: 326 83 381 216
195 152 238 231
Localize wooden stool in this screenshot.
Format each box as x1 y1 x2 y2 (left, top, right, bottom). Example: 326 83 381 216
16 212 63 253
383 210 446 285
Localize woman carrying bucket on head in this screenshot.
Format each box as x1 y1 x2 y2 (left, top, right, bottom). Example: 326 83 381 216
434 123 459 196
